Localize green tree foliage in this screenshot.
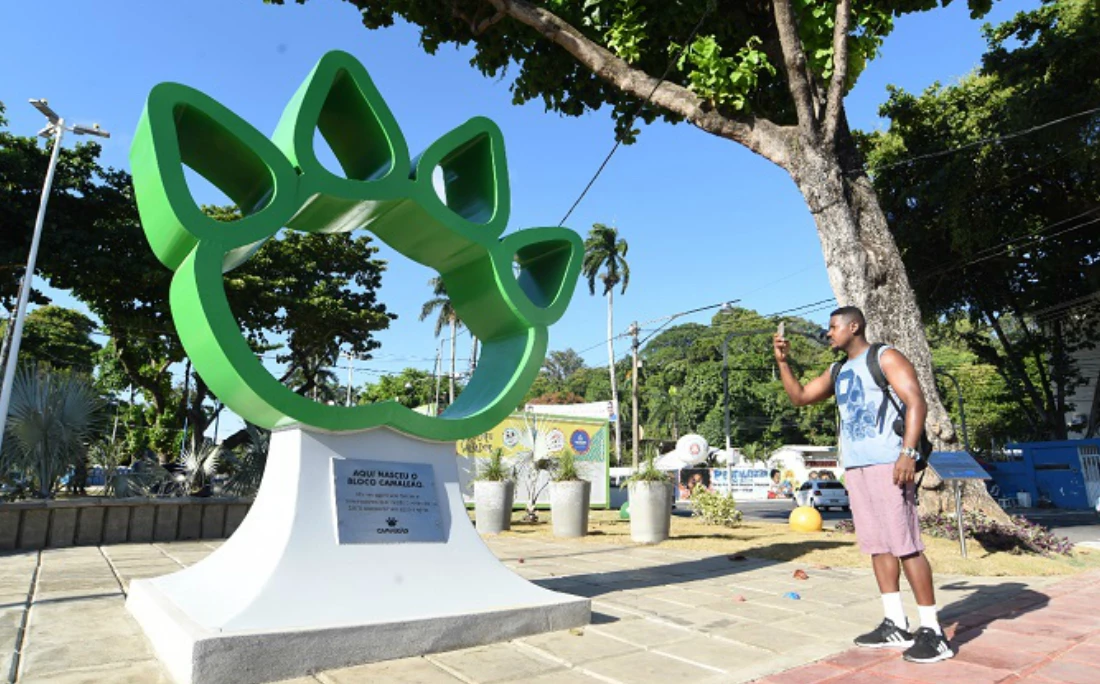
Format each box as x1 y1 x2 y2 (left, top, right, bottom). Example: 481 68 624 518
358 367 437 410
0 113 396 460
859 0 1100 440
1 368 103 498
1 306 100 374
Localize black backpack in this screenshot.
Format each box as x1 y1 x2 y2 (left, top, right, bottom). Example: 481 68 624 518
831 342 932 471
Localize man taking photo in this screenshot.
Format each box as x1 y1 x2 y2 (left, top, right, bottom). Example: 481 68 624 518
773 306 954 663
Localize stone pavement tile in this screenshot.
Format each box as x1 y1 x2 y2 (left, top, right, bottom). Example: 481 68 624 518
954 641 1052 671
769 614 863 641
813 670 912 684
658 606 745 631
580 648 721 684
751 661 849 684
590 601 643 621
317 656 460 683
2 606 24 682
429 642 564 683
1061 641 1100 666
868 656 1012 684
989 616 1097 641
26 596 142 641
652 635 770 673
19 633 155 679
1030 659 1100 684
497 669 607 683
707 622 838 653
588 617 695 647
18 659 171 683
1022 609 1100 629
702 600 803 624
518 628 641 665
960 626 1075 654
820 646 899 670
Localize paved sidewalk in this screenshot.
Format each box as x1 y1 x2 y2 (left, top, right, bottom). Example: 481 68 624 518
0 537 1092 683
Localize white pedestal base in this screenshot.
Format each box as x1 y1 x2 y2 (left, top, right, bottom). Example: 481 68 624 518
126 428 590 684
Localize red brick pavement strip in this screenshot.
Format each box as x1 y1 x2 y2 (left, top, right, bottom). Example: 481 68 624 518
755 570 1100 683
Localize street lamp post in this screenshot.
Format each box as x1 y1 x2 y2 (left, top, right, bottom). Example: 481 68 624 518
0 100 109 455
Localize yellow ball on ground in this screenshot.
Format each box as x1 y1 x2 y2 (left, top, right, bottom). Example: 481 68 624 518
789 506 823 532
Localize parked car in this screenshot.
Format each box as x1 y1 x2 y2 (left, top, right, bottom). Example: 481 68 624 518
794 480 850 511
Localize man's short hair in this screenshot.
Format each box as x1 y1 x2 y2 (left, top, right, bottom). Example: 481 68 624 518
830 306 866 336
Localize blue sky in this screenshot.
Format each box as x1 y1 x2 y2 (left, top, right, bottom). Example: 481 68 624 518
0 0 1040 438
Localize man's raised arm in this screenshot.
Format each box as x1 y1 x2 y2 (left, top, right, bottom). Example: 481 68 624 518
774 334 835 407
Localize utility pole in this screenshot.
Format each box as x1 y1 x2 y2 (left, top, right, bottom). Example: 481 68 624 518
343 350 356 406
630 321 640 469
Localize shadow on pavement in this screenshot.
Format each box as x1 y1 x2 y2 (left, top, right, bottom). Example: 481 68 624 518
531 541 848 597
937 580 1050 649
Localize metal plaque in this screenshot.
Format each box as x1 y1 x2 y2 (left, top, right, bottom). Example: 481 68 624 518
332 458 445 544
927 451 991 481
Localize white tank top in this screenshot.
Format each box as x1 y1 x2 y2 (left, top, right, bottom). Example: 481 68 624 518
834 345 903 469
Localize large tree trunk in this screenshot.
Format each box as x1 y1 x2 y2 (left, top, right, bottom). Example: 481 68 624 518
485 0 1009 519
792 132 1010 522
607 288 622 466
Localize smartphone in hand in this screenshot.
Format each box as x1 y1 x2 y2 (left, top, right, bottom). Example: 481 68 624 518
777 321 785 339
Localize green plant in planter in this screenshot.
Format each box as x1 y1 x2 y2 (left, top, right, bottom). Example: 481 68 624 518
553 448 583 482
624 446 669 486
476 448 510 482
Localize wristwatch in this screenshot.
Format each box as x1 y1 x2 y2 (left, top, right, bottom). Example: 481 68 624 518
901 447 920 460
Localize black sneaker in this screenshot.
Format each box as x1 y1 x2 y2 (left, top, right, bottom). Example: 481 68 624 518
853 618 914 648
903 627 955 663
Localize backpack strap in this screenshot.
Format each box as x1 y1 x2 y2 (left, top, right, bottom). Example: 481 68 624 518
868 343 906 430
829 361 842 393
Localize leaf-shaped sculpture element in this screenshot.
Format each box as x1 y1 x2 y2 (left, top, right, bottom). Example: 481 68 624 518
131 83 299 272
131 51 582 440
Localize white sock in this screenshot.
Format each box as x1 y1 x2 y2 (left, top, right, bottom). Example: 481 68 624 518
881 592 907 629
918 605 942 634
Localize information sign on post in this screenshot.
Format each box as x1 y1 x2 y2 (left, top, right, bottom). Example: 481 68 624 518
927 451 991 558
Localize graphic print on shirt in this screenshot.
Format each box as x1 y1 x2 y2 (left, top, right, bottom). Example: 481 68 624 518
835 369 880 442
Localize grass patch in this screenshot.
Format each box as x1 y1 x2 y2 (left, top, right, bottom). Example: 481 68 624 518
490 509 1100 577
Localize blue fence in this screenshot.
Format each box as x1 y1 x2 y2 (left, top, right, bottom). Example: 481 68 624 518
981 439 1098 510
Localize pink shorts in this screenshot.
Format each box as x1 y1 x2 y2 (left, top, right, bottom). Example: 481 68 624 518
846 464 924 557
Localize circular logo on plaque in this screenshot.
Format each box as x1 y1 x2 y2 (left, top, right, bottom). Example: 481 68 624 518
502 427 520 448
570 430 590 454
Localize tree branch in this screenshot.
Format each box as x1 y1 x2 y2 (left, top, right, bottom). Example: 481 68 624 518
485 0 794 168
771 0 820 142
823 0 851 146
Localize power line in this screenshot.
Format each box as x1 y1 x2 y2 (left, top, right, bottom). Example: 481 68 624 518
851 106 1100 176
556 2 715 226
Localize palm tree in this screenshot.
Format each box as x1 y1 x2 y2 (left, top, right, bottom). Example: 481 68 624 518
420 276 461 405
582 224 629 466
1 367 102 498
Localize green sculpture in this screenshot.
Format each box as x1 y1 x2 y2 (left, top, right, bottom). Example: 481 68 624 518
130 51 582 440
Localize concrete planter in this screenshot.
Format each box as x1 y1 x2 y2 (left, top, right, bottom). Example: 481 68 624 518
550 480 591 538
628 481 673 544
0 497 253 550
474 480 514 535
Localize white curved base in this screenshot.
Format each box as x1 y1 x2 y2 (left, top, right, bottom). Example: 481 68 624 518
126 427 590 684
